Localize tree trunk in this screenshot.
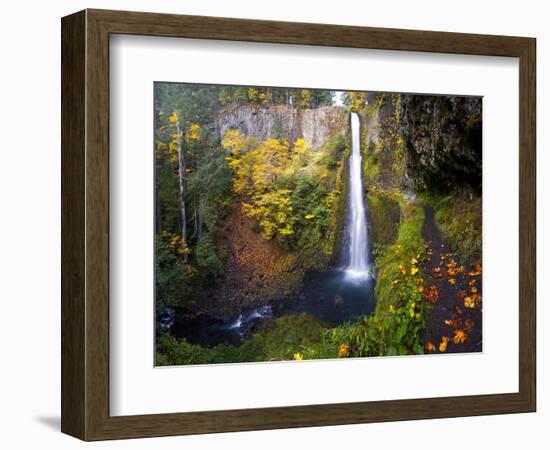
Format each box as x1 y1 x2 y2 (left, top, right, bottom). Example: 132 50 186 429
175 117 188 262
154 158 162 234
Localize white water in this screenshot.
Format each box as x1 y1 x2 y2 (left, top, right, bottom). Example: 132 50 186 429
345 112 371 279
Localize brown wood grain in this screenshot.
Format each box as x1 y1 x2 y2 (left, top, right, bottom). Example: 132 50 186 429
61 8 536 441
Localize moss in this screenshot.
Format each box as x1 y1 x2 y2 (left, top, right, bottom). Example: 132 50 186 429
425 192 482 264
374 202 426 314
367 193 401 249
156 313 328 365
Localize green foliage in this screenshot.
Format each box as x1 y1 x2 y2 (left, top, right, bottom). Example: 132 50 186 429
156 313 328 365
425 192 482 264
321 286 427 357
290 176 330 250
187 144 233 231
155 234 198 312
367 193 401 248
195 235 224 277
374 202 426 313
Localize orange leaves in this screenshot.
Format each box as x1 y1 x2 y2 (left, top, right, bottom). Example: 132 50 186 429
399 264 406 275
464 296 475 308
464 288 481 308
444 318 462 328
453 329 468 344
425 342 435 352
439 336 449 352
425 285 439 304
445 258 464 277
432 266 443 279
338 343 350 358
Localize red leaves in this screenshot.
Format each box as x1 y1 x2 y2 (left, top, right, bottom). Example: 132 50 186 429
425 285 439 304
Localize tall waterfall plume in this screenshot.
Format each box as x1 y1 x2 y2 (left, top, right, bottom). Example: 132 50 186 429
345 112 371 279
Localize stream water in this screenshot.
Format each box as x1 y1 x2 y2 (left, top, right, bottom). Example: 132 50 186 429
169 112 376 347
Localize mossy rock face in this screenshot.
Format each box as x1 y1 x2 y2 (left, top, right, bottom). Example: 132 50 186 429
367 193 400 249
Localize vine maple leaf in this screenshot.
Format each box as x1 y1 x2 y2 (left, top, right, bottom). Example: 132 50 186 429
453 329 467 344
338 343 350 358
425 285 439 304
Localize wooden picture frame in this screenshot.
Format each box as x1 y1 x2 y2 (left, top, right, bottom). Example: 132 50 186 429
61 8 536 441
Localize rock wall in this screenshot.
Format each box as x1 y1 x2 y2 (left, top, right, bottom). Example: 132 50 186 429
400 95 482 193
216 105 348 151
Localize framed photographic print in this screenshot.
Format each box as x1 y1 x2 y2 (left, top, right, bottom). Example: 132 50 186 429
61 9 536 440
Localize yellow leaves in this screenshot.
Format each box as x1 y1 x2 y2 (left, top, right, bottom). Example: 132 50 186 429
338 343 350 358
169 112 178 124
439 336 449 352
464 296 475 309
389 305 395 314
304 214 315 220
292 138 311 165
411 257 418 265
425 342 435 352
243 189 295 240
410 267 419 276
293 352 304 361
348 91 368 112
161 230 190 256
448 278 457 285
186 123 201 141
222 129 247 156
399 264 406 275
453 329 467 344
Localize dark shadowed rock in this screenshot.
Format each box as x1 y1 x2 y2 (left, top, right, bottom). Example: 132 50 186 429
400 95 482 193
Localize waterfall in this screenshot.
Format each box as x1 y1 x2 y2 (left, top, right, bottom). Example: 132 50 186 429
345 112 371 279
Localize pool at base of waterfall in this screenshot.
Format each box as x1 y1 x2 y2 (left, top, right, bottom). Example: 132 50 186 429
171 269 376 348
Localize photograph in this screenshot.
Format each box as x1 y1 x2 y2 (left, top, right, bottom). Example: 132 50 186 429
154 83 483 366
